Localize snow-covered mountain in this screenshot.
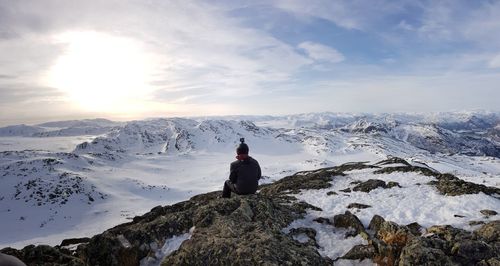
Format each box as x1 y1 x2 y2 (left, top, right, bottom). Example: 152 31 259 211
0 118 120 137
71 112 500 158
74 119 281 155
0 124 46 137
0 112 499 249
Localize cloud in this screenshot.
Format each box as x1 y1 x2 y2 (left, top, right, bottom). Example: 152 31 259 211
271 71 500 113
1 0 500 124
0 34 62 80
406 1 500 47
273 0 362 29
0 74 16 79
396 20 415 31
0 84 64 104
273 0 408 31
489 54 500 68
415 1 455 40
298 41 344 63
0 83 79 126
0 1 313 115
462 1 500 47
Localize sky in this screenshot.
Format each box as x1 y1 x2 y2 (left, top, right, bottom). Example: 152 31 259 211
1 0 500 125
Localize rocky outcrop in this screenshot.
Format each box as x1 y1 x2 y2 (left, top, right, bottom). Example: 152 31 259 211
372 158 500 197
2 157 499 265
353 179 387 192
375 157 412 167
428 174 500 197
2 165 353 266
161 194 331 265
349 179 401 192
337 214 500 266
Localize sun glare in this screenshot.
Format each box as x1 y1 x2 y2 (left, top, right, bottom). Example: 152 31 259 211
47 31 154 112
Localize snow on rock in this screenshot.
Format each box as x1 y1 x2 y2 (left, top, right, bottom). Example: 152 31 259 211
284 215 368 260
294 168 499 231
140 227 194 266
281 158 500 263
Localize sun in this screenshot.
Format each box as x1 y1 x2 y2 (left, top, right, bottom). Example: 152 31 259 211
46 31 154 112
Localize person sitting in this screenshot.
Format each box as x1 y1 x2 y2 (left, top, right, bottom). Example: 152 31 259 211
222 138 261 198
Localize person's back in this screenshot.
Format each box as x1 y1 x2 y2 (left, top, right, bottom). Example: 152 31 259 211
230 156 261 195
222 138 261 198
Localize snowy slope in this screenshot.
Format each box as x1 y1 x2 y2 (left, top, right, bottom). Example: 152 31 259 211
0 112 499 249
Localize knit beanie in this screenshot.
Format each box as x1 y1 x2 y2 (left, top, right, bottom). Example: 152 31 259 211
236 142 249 155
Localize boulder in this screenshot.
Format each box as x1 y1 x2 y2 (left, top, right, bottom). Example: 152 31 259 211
368 215 386 233
377 221 414 248
451 240 495 265
341 244 375 260
398 238 456 266
333 211 367 237
406 222 423 236
373 221 415 264
475 221 500 243
426 225 470 242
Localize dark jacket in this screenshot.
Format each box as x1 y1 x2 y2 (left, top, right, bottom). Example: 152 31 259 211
229 156 261 195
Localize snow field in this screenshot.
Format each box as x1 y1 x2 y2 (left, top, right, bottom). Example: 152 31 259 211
140 227 194 266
